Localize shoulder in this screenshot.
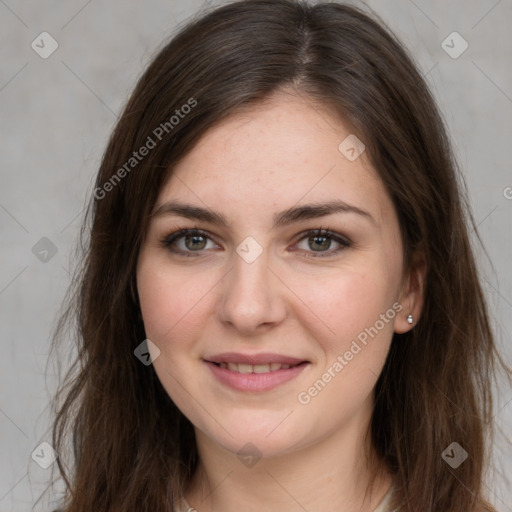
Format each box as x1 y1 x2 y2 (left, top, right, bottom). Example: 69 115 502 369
373 484 395 512
174 497 194 512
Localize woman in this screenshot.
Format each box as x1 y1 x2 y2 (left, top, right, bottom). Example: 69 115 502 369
49 1 510 510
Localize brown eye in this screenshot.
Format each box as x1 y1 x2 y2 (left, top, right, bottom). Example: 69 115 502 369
308 233 332 251
162 229 218 255
294 229 350 258
183 233 208 250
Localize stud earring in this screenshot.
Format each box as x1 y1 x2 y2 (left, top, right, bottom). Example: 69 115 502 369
407 314 414 325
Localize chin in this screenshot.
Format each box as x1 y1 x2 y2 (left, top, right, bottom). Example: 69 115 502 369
198 413 311 461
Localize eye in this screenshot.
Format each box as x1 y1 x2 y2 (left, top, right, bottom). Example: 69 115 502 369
161 227 351 258
293 228 351 258
161 228 219 256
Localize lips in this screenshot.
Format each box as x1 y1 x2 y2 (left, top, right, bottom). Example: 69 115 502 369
204 352 310 392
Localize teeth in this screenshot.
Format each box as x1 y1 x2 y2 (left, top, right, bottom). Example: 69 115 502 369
253 364 270 373
237 364 253 374
219 362 296 373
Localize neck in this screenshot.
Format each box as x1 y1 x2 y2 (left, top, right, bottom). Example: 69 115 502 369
185 400 393 512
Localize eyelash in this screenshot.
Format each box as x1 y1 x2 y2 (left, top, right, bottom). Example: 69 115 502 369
160 227 351 259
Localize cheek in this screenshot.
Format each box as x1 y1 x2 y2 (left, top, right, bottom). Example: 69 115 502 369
136 257 213 422
307 265 397 340
298 270 398 412
136 258 215 344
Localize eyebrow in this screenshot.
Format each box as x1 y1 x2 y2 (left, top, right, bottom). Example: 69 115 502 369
152 200 377 228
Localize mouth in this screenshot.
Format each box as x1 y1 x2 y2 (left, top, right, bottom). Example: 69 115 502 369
204 353 310 392
211 361 304 373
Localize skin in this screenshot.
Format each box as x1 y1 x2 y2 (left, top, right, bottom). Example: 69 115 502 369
136 89 426 512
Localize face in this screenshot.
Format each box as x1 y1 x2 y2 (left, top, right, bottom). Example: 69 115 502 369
136 90 420 460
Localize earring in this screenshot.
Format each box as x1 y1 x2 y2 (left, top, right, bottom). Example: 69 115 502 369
407 314 414 325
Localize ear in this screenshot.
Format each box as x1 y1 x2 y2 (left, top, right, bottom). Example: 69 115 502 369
394 249 427 334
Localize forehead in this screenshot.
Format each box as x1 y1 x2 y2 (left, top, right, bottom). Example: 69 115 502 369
157 91 391 227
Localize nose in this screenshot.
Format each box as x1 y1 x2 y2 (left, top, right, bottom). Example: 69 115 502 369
216 246 287 335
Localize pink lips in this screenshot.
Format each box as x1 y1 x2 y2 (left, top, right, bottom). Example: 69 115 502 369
204 352 309 392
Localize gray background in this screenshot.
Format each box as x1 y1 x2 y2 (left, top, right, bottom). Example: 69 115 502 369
1 0 511 510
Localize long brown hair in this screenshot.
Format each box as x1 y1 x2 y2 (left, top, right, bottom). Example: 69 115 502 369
47 1 510 510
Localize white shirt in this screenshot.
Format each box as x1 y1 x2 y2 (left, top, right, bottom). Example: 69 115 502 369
175 485 395 512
